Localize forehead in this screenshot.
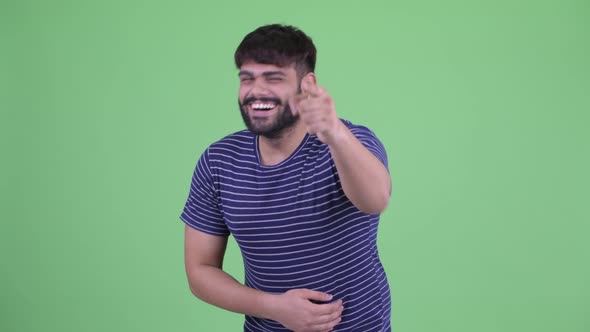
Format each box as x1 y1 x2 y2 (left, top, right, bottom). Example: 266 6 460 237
238 61 297 76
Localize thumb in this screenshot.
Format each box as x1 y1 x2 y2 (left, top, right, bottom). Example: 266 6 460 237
300 75 317 95
300 289 333 302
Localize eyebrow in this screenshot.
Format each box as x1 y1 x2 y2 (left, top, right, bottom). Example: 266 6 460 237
238 70 287 77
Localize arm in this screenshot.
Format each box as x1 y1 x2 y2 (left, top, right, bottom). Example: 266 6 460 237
326 123 391 214
291 76 391 214
184 225 343 331
184 225 275 318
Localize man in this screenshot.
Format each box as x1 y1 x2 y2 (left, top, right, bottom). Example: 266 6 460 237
181 24 392 332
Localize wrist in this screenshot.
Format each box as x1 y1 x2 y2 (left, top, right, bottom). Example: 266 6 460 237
260 292 282 321
324 121 350 147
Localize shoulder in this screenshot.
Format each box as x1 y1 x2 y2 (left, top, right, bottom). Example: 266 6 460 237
339 118 380 139
204 129 255 156
200 129 257 167
208 129 254 150
339 118 388 167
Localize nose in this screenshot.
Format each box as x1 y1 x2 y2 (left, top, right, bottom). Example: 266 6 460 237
249 77 271 96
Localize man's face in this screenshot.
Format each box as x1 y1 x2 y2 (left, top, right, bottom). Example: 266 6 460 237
238 61 300 138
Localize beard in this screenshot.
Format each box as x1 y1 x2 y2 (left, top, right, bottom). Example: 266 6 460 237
238 97 299 139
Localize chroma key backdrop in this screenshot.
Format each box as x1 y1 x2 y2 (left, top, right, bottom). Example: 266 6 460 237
1 0 589 331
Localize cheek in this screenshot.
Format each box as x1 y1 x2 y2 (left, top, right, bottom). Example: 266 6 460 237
280 88 297 101
238 90 247 103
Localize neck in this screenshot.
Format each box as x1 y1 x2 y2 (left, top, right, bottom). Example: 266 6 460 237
258 121 307 166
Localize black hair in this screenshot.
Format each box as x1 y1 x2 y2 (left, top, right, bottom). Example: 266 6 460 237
234 24 317 77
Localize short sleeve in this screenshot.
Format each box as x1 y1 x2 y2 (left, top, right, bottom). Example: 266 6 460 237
180 148 230 236
348 124 389 171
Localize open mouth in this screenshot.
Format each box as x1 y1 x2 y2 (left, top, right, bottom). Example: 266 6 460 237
249 102 278 111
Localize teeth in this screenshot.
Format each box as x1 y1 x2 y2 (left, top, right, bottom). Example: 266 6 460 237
251 103 276 110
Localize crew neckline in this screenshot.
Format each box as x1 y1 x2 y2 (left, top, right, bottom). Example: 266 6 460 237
254 133 311 169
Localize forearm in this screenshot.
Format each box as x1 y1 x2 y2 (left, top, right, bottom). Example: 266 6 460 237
328 124 391 214
188 265 277 320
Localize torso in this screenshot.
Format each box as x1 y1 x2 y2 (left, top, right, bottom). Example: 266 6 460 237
206 125 391 331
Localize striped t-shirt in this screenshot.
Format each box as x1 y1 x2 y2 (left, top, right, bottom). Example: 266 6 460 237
181 119 391 331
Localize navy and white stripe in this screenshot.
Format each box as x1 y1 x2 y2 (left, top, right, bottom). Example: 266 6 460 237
181 119 391 331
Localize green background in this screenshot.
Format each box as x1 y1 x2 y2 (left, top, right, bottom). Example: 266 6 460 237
2 0 589 331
